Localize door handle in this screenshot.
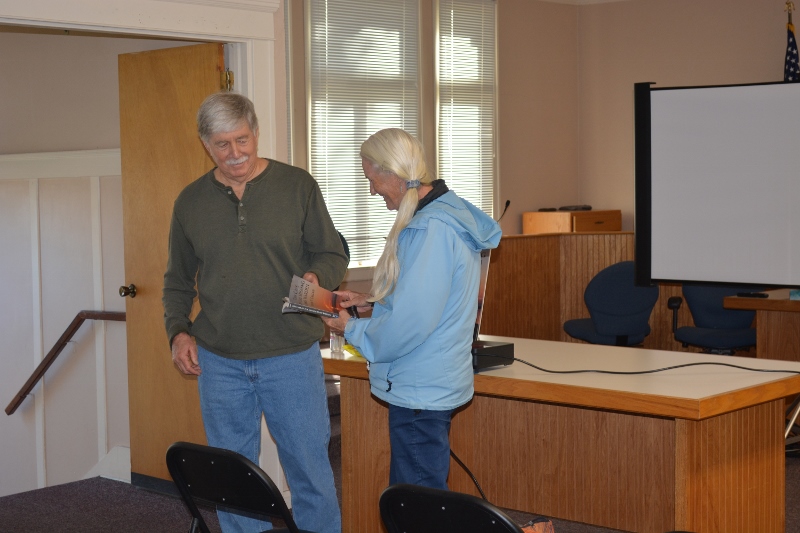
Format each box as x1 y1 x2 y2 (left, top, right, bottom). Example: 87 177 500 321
119 284 137 298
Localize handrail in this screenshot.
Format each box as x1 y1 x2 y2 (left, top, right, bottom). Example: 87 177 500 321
5 310 126 416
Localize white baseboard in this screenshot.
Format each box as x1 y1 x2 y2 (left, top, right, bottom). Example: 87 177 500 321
83 445 131 483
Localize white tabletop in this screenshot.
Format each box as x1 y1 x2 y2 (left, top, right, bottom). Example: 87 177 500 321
323 336 800 420
478 335 800 399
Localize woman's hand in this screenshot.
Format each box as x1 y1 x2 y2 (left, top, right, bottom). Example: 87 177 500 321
334 290 372 313
322 308 352 334
322 290 371 334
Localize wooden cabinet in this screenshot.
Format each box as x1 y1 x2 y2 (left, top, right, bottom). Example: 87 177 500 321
522 210 622 234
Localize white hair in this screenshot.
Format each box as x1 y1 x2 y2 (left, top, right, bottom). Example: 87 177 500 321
360 128 433 302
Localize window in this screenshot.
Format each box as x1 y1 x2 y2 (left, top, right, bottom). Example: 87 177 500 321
437 0 495 216
307 0 496 266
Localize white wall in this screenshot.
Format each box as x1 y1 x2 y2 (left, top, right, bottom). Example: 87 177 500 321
577 0 788 230
0 179 39 495
0 151 127 496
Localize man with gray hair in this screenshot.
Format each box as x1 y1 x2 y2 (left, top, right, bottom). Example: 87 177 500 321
163 92 346 533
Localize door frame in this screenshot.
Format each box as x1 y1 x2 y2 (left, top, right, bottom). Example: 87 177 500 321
0 0 284 490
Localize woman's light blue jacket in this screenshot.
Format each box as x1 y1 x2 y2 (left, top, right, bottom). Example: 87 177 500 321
344 191 502 410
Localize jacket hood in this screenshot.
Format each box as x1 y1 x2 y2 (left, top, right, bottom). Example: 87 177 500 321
407 190 502 252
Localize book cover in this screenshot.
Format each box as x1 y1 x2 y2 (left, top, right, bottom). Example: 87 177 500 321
281 275 340 318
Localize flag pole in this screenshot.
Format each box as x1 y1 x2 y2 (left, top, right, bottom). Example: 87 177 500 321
788 1 795 25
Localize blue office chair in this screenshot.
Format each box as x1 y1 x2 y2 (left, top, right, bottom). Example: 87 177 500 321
668 284 759 355
563 261 660 346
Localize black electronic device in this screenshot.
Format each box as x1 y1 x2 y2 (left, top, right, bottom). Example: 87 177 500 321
558 204 592 211
472 340 514 372
471 249 514 372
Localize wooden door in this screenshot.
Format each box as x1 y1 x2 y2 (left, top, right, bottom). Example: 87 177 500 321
119 43 223 481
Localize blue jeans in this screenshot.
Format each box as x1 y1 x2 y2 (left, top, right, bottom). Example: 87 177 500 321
197 343 341 533
388 404 454 490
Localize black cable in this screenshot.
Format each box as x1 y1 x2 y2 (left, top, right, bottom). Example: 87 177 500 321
475 352 800 376
488 355 800 377
449 448 488 501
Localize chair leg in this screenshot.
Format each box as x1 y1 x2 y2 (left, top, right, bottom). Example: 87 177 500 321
786 397 800 441
189 517 200 533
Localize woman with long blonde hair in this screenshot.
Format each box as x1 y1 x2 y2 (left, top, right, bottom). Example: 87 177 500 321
323 128 502 489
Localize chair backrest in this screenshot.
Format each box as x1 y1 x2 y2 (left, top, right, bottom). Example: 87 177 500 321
337 231 350 260
166 441 301 533
682 284 758 329
379 484 524 533
584 261 660 336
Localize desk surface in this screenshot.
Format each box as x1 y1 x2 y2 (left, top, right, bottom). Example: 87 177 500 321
724 288 800 312
323 336 800 421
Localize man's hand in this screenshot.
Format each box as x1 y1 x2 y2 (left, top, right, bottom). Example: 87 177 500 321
172 332 201 375
302 272 320 286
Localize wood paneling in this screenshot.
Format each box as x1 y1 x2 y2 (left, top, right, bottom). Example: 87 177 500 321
481 233 700 353
482 234 562 339
675 400 785 533
451 396 676 533
757 311 800 361
339 377 389 533
332 359 790 533
725 290 800 361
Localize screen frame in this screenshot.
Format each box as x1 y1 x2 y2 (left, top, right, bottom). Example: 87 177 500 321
633 80 800 289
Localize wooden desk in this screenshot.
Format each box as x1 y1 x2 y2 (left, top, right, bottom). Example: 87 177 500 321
724 289 800 361
323 337 800 533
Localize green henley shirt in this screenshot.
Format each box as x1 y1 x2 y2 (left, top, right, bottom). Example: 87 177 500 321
162 159 348 360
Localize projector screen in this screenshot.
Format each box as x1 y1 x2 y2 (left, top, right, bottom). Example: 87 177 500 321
634 81 800 287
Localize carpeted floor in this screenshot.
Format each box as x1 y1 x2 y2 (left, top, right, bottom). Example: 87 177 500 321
2 379 800 532
0 475 222 532
3 452 800 532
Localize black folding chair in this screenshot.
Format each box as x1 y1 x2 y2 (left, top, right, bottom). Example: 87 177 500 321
166 441 315 533
379 483 524 533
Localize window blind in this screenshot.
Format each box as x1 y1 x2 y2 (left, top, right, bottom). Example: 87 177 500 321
307 0 495 267
307 0 419 266
437 0 496 216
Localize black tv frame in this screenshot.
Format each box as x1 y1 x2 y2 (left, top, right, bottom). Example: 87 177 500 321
633 80 799 289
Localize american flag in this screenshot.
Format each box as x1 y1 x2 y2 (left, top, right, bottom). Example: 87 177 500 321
785 22 799 81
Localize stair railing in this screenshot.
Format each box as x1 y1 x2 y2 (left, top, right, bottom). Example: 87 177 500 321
5 310 126 415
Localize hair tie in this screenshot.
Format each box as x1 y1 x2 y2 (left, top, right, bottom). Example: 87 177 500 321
406 180 421 189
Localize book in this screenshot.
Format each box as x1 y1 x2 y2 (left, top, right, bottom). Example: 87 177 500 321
281 275 340 318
